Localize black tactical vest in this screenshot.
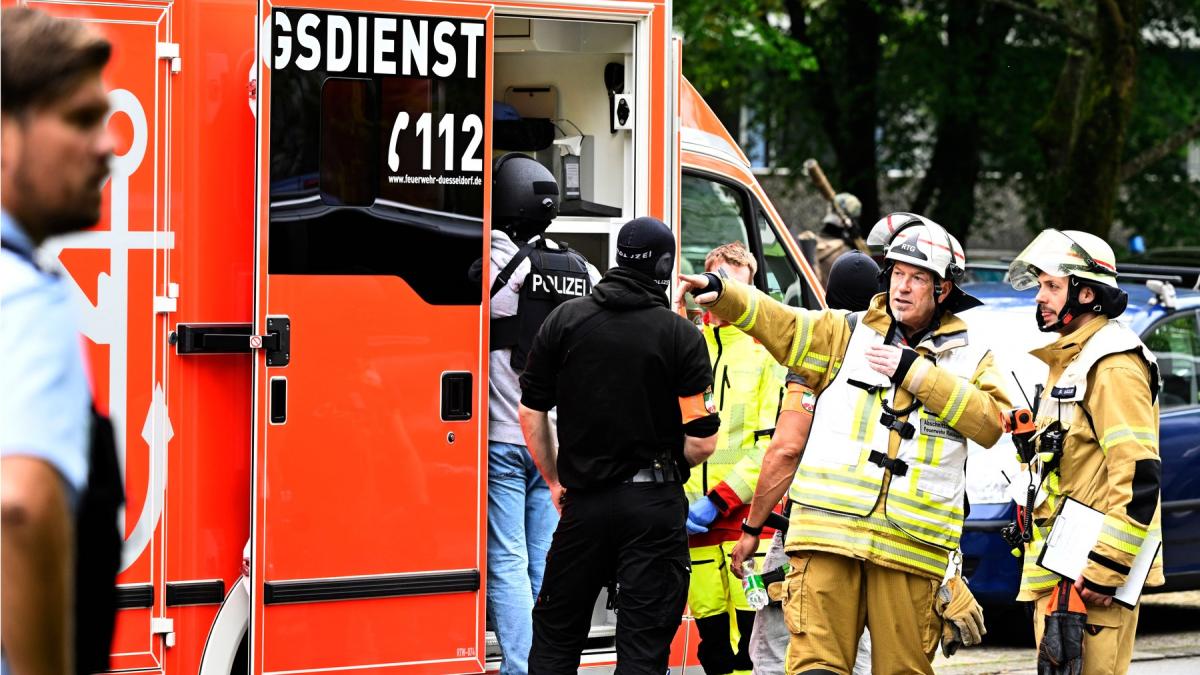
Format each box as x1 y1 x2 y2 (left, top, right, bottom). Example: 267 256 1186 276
491 238 592 372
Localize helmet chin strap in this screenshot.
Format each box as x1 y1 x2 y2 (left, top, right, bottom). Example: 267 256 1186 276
1036 278 1099 333
502 218 550 243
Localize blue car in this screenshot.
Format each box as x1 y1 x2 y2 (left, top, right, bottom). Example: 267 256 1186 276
959 280 1200 605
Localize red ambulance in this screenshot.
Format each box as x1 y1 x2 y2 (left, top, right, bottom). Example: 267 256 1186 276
13 0 826 672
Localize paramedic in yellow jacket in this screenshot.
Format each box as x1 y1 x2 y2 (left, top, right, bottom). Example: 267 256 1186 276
683 242 786 675
678 212 1010 675
1006 230 1162 675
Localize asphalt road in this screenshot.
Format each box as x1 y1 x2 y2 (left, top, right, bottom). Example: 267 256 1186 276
932 591 1200 674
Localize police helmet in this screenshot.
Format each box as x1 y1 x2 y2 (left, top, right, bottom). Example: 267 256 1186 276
492 154 560 241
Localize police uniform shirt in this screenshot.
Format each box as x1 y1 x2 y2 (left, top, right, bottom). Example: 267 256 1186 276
1 210 91 498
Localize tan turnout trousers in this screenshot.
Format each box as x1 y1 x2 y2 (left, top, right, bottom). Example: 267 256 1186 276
1033 591 1140 675
782 551 941 675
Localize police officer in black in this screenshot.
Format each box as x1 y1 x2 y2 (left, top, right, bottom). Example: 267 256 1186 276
519 216 720 674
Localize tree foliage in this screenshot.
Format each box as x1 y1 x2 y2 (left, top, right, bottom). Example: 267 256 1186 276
675 0 1200 251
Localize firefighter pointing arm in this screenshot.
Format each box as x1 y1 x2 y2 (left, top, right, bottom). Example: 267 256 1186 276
680 213 1009 675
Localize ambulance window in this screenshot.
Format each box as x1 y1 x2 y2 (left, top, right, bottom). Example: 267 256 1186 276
756 207 814 308
320 79 377 206
680 173 751 277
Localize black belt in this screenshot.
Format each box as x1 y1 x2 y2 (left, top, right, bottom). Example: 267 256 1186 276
623 463 681 484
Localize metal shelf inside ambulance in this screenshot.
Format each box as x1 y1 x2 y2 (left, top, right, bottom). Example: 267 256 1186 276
494 15 634 255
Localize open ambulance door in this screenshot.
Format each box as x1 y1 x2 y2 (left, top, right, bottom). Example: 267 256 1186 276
251 2 492 673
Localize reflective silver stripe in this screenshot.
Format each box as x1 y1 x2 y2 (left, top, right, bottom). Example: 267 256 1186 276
787 312 813 367
734 293 759 331
886 510 960 548
795 523 949 575
1100 521 1148 545
797 464 882 492
918 410 937 464
887 489 963 518
852 389 874 443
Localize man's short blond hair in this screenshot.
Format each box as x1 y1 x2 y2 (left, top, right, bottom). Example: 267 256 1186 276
705 241 757 276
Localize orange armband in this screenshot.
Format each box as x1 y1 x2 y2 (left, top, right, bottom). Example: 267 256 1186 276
680 386 717 423
781 381 817 416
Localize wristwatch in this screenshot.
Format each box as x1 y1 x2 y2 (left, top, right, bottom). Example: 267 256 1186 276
741 518 764 536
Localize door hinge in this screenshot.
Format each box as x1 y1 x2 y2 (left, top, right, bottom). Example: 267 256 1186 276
150 616 176 647
157 42 181 74
154 282 179 314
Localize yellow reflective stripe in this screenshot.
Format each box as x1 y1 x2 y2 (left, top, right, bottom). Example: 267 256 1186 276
792 464 882 516
795 493 877 515
1100 424 1157 452
1098 519 1148 556
916 409 939 464
1021 531 1061 593
937 379 962 421
732 291 759 331
850 388 875 444
787 312 816 370
802 352 830 373
796 464 880 491
791 511 950 576
884 510 959 546
888 488 963 518
942 379 971 427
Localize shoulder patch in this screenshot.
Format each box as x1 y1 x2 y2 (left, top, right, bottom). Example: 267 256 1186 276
801 390 817 414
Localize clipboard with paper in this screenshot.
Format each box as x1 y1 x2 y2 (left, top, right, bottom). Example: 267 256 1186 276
1035 497 1161 609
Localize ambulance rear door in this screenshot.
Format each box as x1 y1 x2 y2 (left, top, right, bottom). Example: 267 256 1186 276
250 3 492 673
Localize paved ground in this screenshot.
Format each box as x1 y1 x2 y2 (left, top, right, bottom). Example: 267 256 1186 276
932 591 1200 674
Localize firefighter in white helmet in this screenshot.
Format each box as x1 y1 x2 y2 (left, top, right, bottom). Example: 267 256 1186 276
1007 230 1162 675
677 212 1006 674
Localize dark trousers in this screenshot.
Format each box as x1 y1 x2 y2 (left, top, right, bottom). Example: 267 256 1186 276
528 482 690 675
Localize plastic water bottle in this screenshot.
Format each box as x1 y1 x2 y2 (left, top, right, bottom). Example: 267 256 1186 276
742 559 769 610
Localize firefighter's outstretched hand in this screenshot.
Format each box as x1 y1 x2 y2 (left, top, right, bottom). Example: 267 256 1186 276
677 273 720 306
729 533 758 579
935 575 986 657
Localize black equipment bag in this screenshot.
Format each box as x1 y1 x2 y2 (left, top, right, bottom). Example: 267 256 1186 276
74 407 124 675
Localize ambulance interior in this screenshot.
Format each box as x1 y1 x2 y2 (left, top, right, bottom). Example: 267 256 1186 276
485 15 634 661
492 16 637 275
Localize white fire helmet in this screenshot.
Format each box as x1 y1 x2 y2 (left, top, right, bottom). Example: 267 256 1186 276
867 212 967 283
1006 229 1119 291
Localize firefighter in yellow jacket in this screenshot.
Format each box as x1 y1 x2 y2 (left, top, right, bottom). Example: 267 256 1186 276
679 212 1010 675
683 242 785 675
1006 230 1162 675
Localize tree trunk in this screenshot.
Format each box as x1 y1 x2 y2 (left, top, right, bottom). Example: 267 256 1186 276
1038 0 1144 239
911 0 1015 246
786 0 889 226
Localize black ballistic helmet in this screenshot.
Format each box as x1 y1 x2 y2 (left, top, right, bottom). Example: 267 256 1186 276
492 153 561 241
825 250 881 312
616 216 675 287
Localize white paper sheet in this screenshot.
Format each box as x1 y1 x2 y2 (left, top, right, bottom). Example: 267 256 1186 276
1036 497 1160 608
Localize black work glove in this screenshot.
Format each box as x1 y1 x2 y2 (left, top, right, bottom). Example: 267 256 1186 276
1037 580 1086 675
